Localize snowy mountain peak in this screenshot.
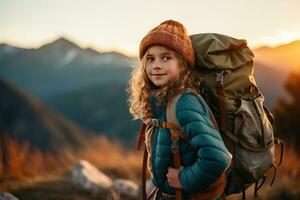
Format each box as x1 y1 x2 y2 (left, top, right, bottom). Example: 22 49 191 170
40 37 81 51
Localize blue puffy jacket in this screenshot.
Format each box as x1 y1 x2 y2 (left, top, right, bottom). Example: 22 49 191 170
149 92 232 198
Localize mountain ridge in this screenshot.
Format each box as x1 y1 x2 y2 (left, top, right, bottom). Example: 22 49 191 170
0 78 94 152
253 39 300 71
0 36 133 60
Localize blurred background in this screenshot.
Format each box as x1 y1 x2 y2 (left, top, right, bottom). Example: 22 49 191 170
0 0 299 199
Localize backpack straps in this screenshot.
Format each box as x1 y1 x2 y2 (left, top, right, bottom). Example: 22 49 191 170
135 123 148 200
269 138 284 186
167 94 184 200
136 123 147 151
152 119 186 200
142 146 148 200
216 71 228 132
136 120 188 200
195 93 220 131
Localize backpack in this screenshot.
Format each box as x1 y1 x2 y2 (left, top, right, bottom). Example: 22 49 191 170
188 33 284 199
136 33 284 200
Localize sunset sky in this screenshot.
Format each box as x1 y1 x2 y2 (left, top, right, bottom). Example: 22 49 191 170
1 0 300 56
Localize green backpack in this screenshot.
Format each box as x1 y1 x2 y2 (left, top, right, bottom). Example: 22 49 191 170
187 33 284 199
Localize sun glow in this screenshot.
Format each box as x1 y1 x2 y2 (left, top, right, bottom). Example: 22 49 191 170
259 30 300 47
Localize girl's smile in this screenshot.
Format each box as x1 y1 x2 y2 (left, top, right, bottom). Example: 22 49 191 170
151 73 167 75
145 45 182 87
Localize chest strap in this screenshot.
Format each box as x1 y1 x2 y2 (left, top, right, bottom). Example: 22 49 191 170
150 118 190 145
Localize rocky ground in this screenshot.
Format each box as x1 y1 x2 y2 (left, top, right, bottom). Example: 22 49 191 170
1 159 300 200
1 165 141 200
3 175 300 200
2 174 112 200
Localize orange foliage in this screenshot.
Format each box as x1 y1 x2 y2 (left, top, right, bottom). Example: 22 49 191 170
1 132 300 199
1 132 299 186
76 136 143 182
0 135 70 179
279 146 300 178
0 134 143 184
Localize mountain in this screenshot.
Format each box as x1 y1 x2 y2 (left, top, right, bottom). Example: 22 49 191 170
0 43 23 59
0 78 93 152
254 61 289 107
253 40 300 71
0 37 140 149
36 37 134 68
0 37 137 99
252 40 300 107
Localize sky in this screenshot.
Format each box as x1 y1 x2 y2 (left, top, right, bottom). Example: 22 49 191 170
1 0 300 56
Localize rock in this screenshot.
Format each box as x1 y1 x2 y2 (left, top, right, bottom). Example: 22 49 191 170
0 193 19 200
112 179 139 197
71 160 113 193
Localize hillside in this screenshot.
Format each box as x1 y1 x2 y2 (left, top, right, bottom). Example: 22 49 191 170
253 40 300 71
253 61 290 107
0 78 93 151
44 81 140 147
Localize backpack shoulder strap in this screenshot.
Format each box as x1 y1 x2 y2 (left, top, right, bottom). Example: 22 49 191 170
166 94 181 126
136 123 147 151
196 94 220 131
166 92 220 131
135 123 148 200
166 94 185 200
167 95 182 200
166 93 190 145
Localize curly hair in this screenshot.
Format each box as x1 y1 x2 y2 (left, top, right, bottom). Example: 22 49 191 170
127 49 202 123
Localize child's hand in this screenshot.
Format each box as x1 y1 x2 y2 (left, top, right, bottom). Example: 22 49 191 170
166 167 183 189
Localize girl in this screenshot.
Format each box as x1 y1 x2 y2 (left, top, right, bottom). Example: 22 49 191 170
128 19 232 200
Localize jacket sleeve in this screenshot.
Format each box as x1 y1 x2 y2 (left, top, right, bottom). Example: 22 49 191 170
176 93 232 194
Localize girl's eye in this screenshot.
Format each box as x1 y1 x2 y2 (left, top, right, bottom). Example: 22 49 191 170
162 56 171 61
146 57 154 62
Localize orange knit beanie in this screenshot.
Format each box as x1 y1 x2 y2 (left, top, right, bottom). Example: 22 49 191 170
139 19 195 68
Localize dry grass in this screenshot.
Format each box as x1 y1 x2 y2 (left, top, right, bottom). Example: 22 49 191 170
0 134 143 192
0 136 66 180
76 135 143 183
1 134 300 199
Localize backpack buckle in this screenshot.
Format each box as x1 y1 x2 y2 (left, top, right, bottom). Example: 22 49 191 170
171 132 179 151
151 118 160 127
216 71 224 86
171 138 179 151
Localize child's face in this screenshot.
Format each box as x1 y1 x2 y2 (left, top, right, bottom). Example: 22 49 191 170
145 45 182 88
